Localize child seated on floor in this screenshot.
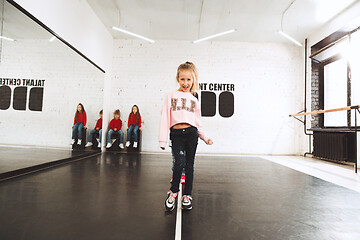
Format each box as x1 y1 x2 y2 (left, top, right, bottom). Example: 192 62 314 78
85 110 103 148
106 109 125 149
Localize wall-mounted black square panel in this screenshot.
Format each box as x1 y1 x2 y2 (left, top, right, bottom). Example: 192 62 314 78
29 87 43 111
0 86 11 110
13 87 27 111
201 91 216 117
219 91 234 118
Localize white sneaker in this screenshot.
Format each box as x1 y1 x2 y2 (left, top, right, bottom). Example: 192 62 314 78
106 143 112 148
85 142 93 147
133 142 138 148
98 142 101 148
125 141 130 147
165 191 178 211
119 143 124 149
77 139 82 145
71 139 75 145
182 195 193 210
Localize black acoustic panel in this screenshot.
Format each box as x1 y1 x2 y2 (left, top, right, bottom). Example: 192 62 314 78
219 91 234 118
29 87 43 111
0 86 11 110
13 87 27 111
201 91 216 117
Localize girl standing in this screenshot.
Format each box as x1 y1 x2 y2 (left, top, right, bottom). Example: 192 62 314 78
71 103 87 145
125 105 142 148
159 62 213 211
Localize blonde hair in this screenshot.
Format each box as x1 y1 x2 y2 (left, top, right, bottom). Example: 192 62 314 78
176 61 199 94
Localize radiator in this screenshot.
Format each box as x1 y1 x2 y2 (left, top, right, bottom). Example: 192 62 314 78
313 131 356 163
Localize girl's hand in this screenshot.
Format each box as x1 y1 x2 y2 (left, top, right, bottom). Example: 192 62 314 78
160 147 165 150
96 128 99 130
114 128 117 131
139 128 142 131
206 139 213 145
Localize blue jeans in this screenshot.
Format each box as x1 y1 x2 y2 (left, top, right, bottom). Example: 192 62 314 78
169 126 198 196
72 122 84 140
127 124 139 142
88 129 102 143
107 129 124 144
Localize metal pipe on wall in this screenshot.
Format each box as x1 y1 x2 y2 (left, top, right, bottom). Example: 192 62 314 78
304 38 313 156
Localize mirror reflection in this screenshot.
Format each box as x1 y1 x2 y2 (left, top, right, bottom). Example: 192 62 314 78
0 0 104 149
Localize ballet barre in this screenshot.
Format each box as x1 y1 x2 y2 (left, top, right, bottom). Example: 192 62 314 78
290 105 360 173
289 105 360 117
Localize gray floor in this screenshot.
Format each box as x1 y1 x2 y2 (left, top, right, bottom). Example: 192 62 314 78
0 146 95 174
0 152 360 240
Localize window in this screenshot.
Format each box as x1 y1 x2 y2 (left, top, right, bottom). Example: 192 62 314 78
350 30 360 126
311 28 360 128
324 59 347 126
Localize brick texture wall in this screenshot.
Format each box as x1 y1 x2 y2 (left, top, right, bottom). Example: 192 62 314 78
311 64 320 128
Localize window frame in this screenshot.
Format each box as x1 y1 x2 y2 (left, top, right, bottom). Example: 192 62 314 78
311 28 359 129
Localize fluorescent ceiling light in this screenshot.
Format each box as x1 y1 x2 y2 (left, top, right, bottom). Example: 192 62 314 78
193 29 236 43
112 26 155 43
0 35 15 42
278 30 302 47
49 36 56 42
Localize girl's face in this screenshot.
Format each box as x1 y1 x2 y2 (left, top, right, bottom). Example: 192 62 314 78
100 113 103 119
114 113 120 119
77 105 82 112
132 106 137 114
177 69 194 92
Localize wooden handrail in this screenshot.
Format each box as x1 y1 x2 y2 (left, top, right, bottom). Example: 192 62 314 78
289 105 360 117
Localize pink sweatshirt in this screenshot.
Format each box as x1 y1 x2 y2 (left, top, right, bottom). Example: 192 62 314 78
159 90 208 148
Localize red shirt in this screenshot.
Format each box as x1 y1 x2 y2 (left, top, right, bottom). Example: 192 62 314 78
128 113 141 128
109 118 122 130
95 118 102 130
74 111 87 125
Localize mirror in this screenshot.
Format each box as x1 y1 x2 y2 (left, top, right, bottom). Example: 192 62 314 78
0 0 104 149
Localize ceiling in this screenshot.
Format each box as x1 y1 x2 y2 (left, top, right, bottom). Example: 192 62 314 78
0 0 358 43
87 0 358 44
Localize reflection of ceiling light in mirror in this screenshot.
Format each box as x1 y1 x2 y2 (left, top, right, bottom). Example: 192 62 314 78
314 0 355 23
0 36 15 41
193 29 236 43
49 36 56 42
112 26 155 43
278 30 302 47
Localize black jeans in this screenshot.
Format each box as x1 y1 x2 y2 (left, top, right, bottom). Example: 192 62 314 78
170 126 198 195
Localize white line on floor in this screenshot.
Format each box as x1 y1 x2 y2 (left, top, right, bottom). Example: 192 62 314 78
175 183 182 240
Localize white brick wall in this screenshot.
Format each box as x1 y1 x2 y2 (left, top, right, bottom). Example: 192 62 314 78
0 39 104 148
110 40 307 155
0 38 307 154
